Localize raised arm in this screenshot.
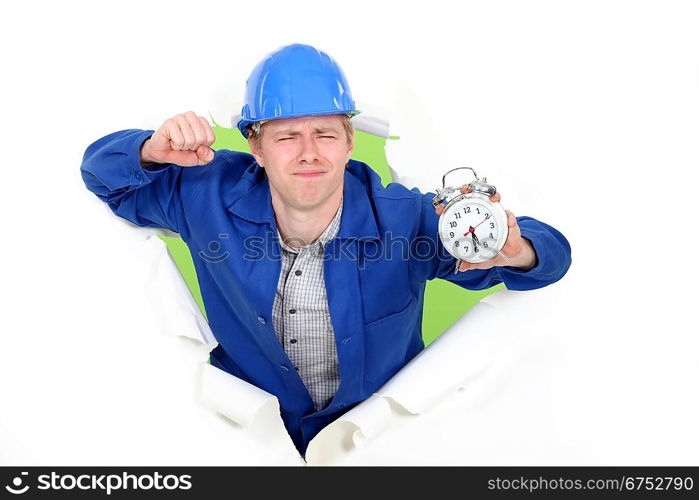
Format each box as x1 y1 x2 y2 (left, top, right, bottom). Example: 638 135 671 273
80 112 216 237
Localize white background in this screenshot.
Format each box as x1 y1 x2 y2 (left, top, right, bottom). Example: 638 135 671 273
1 0 698 465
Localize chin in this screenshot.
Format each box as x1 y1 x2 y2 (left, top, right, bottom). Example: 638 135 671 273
295 192 329 209
296 198 322 210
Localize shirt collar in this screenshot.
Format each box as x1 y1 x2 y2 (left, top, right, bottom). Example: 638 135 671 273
227 159 380 242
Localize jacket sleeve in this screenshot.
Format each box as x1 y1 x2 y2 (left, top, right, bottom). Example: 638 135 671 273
80 129 191 236
410 189 572 291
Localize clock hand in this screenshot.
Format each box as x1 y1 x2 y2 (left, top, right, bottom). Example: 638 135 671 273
464 226 480 250
463 215 489 238
472 215 490 231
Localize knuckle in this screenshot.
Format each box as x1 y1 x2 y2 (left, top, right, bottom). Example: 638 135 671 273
200 117 213 131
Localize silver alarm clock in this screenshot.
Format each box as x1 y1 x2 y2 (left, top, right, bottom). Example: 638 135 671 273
432 166 509 265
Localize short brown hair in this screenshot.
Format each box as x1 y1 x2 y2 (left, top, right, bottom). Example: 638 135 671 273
247 114 354 149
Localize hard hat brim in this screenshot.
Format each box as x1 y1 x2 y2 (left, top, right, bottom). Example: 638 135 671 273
237 109 361 138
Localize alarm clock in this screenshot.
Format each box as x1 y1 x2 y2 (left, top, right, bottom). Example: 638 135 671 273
432 166 509 265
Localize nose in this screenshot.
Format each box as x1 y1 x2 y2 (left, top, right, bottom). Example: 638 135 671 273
297 134 320 164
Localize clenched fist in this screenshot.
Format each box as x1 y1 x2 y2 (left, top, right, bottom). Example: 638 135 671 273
140 111 216 167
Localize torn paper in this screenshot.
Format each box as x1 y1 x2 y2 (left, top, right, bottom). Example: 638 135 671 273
142 234 216 345
304 300 506 465
198 362 279 428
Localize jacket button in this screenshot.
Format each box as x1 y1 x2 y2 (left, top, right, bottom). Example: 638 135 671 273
280 364 290 372
257 315 266 325
289 308 296 315
295 270 302 276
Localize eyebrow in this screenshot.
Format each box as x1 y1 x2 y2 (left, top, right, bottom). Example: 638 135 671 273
273 127 340 137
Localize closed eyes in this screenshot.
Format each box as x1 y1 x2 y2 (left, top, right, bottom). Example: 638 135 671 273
277 135 336 142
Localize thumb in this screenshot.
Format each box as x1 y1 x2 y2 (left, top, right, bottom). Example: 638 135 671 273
196 145 214 164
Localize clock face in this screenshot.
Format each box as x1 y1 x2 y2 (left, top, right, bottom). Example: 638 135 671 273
438 198 507 263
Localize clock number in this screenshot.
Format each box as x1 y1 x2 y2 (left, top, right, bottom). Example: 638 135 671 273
476 207 480 214
449 221 457 228
485 213 491 219
489 232 494 239
483 241 489 248
490 222 495 229
455 241 459 247
454 212 462 219
474 246 479 253
449 232 454 238
465 206 471 214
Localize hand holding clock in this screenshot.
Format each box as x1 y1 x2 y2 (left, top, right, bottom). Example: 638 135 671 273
435 185 537 273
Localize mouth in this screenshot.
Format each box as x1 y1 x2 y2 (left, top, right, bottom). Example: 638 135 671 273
293 171 326 178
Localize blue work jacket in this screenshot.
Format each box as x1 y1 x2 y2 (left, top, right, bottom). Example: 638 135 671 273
81 129 572 457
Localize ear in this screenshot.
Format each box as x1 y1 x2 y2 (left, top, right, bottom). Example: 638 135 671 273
346 128 355 161
248 139 264 167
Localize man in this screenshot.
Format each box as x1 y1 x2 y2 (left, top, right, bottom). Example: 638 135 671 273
80 43 571 457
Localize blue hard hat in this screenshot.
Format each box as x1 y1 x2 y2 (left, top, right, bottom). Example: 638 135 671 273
237 43 360 138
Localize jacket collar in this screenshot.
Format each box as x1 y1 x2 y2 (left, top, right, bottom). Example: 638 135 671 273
227 160 381 241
